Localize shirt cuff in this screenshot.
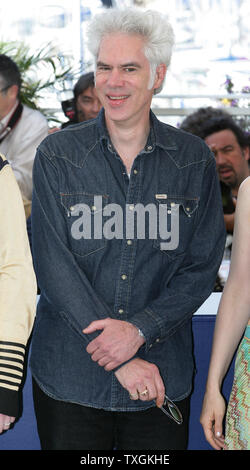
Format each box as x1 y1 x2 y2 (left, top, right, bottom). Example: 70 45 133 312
0 387 19 417
0 340 25 416
128 308 164 352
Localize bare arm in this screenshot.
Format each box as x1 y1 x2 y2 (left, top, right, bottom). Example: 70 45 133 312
200 177 250 449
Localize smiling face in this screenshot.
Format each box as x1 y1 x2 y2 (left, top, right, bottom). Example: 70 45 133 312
95 33 166 130
205 129 250 192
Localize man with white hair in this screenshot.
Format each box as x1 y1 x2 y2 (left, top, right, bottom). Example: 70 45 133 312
30 7 225 450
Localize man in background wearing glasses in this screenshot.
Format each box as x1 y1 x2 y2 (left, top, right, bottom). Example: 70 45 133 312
30 7 226 450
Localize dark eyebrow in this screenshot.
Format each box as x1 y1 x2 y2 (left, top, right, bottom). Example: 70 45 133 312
221 145 234 151
121 62 141 68
96 61 109 67
96 61 141 68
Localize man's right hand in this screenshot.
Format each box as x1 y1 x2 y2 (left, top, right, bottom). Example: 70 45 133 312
114 358 165 408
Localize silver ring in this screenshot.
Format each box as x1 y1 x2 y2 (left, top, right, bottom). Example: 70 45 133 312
140 388 148 396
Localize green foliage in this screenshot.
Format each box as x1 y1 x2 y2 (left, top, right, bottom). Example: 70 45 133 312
0 40 73 120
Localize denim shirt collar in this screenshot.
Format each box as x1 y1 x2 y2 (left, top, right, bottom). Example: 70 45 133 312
97 108 178 156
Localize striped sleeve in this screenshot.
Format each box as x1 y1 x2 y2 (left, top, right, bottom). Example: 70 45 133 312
0 342 26 416
0 154 37 416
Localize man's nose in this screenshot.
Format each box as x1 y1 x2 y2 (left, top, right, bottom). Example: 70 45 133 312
215 151 226 166
107 69 124 87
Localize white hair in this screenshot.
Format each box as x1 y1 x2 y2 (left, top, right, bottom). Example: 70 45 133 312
87 7 175 94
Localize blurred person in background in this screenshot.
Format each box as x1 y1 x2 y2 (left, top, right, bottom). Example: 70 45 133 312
61 72 102 128
180 108 250 234
0 55 48 218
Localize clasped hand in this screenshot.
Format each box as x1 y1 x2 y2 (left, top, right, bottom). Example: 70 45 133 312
83 318 145 371
83 318 165 408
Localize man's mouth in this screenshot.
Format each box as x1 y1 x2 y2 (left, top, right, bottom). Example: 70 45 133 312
219 168 233 175
107 95 129 101
218 168 234 180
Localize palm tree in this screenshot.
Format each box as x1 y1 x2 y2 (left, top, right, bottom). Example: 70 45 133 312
0 40 73 121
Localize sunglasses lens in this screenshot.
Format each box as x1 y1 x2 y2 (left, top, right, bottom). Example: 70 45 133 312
163 397 183 424
168 402 182 423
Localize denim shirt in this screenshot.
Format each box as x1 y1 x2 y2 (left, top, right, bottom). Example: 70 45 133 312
30 109 226 410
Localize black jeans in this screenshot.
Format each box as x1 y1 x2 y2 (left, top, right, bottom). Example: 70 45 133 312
32 379 190 450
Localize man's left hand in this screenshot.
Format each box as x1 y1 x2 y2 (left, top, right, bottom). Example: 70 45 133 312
83 318 145 371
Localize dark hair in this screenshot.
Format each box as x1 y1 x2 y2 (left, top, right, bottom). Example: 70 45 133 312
73 72 95 100
0 54 22 92
180 107 248 148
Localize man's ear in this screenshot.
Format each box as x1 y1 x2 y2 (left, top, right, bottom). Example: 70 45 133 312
153 64 167 91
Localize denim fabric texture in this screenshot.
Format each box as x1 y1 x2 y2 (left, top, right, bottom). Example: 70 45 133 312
30 109 226 411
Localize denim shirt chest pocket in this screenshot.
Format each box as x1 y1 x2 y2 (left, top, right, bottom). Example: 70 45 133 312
153 195 199 259
60 192 109 257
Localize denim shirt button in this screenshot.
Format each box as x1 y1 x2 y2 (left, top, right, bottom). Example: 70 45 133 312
133 169 138 174
118 309 124 314
127 239 132 245
121 274 127 280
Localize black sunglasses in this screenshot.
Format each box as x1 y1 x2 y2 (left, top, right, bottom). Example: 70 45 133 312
158 394 183 425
